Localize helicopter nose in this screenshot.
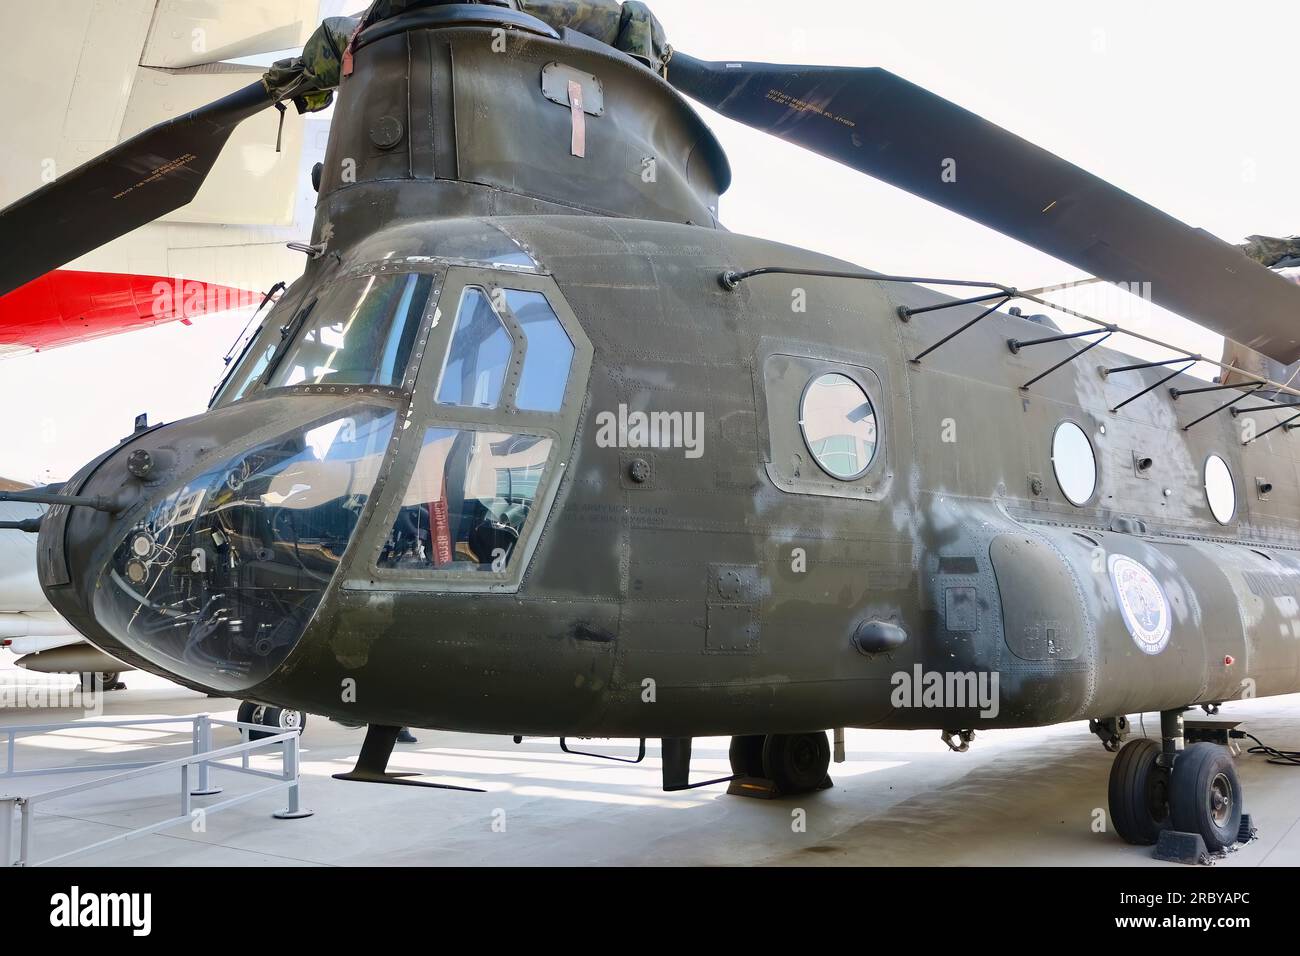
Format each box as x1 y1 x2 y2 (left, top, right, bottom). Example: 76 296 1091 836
39 398 399 694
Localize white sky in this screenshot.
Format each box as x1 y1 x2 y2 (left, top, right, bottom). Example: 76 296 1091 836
3 0 1298 483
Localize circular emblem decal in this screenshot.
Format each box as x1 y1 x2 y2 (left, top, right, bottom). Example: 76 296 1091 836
1108 554 1172 655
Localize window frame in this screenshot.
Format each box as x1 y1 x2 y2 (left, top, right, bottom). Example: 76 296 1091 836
340 267 594 593
757 349 892 501
1050 419 1098 508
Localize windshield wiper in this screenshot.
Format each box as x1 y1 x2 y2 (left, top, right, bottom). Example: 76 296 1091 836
260 299 318 387
209 281 287 407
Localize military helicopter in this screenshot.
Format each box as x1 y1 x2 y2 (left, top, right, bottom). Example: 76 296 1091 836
4 0 1300 857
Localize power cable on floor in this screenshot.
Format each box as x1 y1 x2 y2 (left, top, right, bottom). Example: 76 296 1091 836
1232 730 1300 767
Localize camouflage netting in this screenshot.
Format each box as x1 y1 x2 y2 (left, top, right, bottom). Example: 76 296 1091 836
515 0 669 67
1239 235 1300 269
262 0 669 114
262 16 359 114
366 0 668 64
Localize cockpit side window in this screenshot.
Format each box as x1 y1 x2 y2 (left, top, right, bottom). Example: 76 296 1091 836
507 290 575 412
266 272 433 389
349 268 594 593
436 287 514 408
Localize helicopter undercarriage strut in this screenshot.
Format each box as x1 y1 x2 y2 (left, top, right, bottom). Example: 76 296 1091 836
333 724 485 792
1107 707 1252 862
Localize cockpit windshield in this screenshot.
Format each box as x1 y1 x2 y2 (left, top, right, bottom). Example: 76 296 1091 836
265 272 434 390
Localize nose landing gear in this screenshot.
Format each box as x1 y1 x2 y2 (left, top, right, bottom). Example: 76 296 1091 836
1107 708 1246 860
237 701 309 741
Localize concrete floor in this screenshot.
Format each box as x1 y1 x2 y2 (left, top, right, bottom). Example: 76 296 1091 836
2 657 1298 866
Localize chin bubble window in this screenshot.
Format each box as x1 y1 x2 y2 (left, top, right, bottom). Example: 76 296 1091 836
1051 421 1097 506
379 428 554 573
96 405 396 693
1205 455 1236 524
800 373 877 480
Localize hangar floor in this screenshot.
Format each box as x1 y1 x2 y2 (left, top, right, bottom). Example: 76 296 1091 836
2 662 1298 866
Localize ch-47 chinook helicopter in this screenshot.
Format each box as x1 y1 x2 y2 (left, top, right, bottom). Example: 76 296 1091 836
4 0 1300 857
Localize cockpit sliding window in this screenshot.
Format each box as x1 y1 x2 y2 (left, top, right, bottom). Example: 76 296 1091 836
265 272 435 390
436 287 513 408
436 286 575 413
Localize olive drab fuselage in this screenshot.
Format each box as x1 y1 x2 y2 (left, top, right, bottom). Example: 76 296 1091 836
38 14 1300 739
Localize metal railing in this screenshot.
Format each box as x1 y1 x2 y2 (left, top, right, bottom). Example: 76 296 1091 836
0 714 311 866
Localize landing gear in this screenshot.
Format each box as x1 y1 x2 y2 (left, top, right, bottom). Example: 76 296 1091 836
333 724 483 791
1108 708 1246 856
728 735 765 777
1107 738 1170 845
237 701 308 741
79 671 126 692
727 731 832 798
1169 742 1242 852
1090 715 1130 752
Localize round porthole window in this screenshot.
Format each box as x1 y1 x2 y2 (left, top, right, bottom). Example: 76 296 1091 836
1204 455 1236 524
800 373 878 481
1051 421 1097 506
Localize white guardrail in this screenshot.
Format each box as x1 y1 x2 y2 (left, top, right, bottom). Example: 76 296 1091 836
0 714 312 866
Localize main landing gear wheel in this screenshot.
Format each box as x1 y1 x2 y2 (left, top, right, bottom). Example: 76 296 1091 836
728 732 833 797
728 735 766 778
238 701 308 741
762 732 832 795
1108 738 1171 845
1169 742 1242 852
79 671 125 692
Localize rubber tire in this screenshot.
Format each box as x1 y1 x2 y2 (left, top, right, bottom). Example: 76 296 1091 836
236 701 257 725
762 732 831 794
258 707 306 740
79 672 121 691
1169 742 1242 852
1107 738 1171 845
244 705 307 741
728 735 766 777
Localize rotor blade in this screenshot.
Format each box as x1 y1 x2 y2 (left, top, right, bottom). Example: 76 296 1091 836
0 80 276 299
668 54 1300 364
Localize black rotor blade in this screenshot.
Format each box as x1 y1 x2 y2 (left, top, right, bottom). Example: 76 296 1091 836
669 54 1300 365
0 80 277 299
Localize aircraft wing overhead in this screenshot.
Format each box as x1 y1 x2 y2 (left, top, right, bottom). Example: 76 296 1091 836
139 0 320 69
0 1 325 356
